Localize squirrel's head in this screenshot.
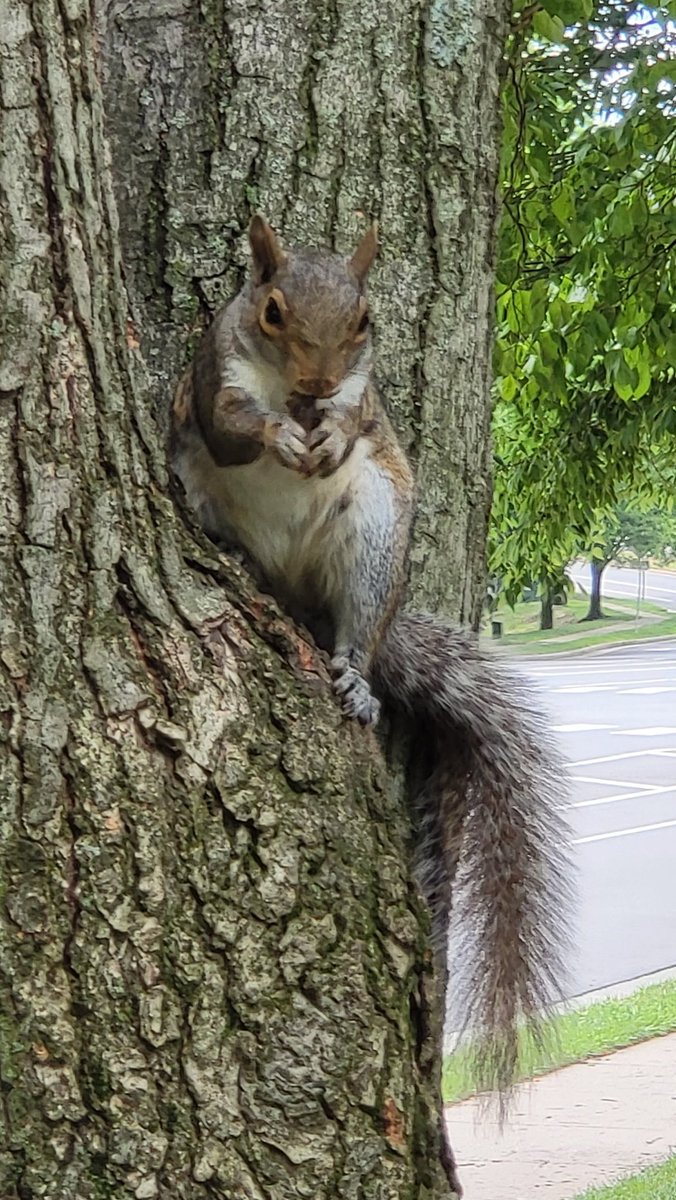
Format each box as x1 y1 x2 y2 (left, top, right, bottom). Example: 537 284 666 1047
247 215 377 399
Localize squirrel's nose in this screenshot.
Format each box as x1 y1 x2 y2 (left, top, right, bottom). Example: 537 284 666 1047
297 376 338 399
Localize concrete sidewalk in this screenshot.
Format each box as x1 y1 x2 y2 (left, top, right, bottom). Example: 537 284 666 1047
446 1034 676 1199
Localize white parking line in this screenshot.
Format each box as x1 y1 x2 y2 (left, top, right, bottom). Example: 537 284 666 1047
565 785 676 810
552 723 616 732
554 685 631 694
620 687 676 694
570 775 661 791
555 684 676 695
602 585 676 600
528 667 676 676
571 580 676 600
574 818 676 844
621 727 676 737
554 676 673 684
571 749 676 766
584 583 673 598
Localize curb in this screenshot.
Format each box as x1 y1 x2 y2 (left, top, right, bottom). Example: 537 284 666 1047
443 964 676 1055
566 963 676 1011
505 633 676 661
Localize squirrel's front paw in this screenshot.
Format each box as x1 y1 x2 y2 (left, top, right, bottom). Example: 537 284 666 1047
331 657 381 726
304 426 350 478
264 415 307 472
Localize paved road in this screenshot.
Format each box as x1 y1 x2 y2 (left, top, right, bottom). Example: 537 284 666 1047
524 640 676 998
569 561 676 611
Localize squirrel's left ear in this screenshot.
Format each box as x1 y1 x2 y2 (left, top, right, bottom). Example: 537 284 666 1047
350 221 378 283
249 215 287 285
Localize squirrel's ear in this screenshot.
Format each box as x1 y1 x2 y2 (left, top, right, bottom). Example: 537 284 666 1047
350 221 378 283
249 215 287 285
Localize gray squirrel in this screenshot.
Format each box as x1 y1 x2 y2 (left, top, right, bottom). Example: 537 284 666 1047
171 215 572 1195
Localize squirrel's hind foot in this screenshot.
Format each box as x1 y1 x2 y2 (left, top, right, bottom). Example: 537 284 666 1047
331 657 381 726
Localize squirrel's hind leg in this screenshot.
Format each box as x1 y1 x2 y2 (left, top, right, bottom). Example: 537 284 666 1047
325 460 408 726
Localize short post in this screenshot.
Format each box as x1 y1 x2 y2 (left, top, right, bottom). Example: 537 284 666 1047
636 560 648 619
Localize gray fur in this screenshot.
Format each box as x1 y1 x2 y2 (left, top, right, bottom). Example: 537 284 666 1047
374 613 573 1107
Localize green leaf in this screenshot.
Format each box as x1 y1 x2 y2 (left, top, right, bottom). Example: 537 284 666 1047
542 0 592 22
633 357 652 401
613 358 638 402
551 184 575 226
539 332 559 366
609 206 633 237
498 374 518 403
549 298 572 328
527 145 553 184
533 10 565 43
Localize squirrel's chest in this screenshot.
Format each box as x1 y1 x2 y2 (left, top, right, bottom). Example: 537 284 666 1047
181 436 369 585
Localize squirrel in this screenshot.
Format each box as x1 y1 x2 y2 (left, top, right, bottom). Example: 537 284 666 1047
171 215 572 1196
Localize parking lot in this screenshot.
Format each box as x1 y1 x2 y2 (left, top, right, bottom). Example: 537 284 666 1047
525 640 676 997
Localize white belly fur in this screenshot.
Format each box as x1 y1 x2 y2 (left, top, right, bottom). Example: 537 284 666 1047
179 435 376 599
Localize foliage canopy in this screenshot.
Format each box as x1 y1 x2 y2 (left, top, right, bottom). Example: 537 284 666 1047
491 1 676 603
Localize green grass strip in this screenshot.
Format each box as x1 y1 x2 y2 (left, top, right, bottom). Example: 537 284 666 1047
505 616 676 655
443 978 676 1104
479 593 676 655
499 595 665 637
572 1156 676 1199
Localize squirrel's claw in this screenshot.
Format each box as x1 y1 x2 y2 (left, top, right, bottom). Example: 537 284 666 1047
331 658 381 726
304 426 350 478
264 414 308 471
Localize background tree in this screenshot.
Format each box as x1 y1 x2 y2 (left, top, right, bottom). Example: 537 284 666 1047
539 572 572 631
584 513 630 620
0 0 509 1196
490 0 676 605
616 506 674 562
582 502 673 618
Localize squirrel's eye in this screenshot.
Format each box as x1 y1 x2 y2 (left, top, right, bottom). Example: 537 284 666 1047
264 297 283 326
357 310 369 334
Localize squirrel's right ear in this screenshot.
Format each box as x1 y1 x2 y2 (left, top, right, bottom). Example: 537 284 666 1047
249 215 287 285
350 221 378 283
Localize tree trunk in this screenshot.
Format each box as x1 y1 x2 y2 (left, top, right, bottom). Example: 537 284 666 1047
582 559 606 621
540 591 554 631
98 0 505 623
0 1 508 1197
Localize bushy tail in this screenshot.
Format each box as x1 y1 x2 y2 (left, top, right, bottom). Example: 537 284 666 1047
374 612 573 1107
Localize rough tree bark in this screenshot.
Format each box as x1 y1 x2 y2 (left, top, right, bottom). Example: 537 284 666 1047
98 0 504 622
0 0 508 1197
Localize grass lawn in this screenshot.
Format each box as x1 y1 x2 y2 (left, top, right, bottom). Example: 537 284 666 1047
443 978 676 1104
480 595 676 655
506 613 676 655
573 1156 676 1199
492 595 664 636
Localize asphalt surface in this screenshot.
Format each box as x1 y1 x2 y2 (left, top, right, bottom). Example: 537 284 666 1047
569 562 676 611
524 639 676 998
